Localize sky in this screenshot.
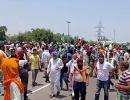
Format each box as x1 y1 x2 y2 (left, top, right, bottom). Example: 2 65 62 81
0 0 130 42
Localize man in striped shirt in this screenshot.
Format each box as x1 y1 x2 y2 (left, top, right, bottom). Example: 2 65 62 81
115 61 130 100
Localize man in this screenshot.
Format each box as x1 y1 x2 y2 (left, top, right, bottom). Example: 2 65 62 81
67 53 78 81
60 53 69 90
93 54 114 100
47 51 63 98
30 48 41 87
113 49 120 64
114 61 130 100
67 53 78 98
41 46 50 82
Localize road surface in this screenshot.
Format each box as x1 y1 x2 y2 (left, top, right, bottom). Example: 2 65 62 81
0 71 117 100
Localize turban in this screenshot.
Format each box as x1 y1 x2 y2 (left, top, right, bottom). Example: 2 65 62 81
1 58 24 100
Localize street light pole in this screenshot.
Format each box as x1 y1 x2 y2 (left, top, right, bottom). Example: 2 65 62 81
66 21 71 37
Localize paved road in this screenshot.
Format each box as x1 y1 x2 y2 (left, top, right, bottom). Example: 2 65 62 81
0 71 117 100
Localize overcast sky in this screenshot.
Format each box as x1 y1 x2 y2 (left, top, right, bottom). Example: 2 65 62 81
0 0 130 42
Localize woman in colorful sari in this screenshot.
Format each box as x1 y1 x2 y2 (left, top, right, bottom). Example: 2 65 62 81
1 57 24 100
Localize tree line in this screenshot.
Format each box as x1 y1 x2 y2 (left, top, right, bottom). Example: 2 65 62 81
0 26 78 44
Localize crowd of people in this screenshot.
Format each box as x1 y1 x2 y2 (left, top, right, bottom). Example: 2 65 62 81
0 39 130 100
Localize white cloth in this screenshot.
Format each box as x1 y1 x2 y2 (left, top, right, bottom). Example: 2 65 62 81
47 58 63 94
66 59 77 74
66 59 77 95
111 57 118 68
83 50 88 66
96 61 114 81
10 82 23 100
27 49 33 57
19 60 27 68
47 58 63 81
41 50 50 63
124 52 130 62
16 47 22 51
114 52 120 62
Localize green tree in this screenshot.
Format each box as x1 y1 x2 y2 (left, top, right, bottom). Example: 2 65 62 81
0 26 7 41
17 33 26 42
9 35 17 42
89 40 96 45
53 33 62 43
9 27 75 43
31 28 53 43
24 31 33 42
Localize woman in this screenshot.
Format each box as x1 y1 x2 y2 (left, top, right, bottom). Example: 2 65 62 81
1 57 24 100
114 61 130 100
71 58 89 100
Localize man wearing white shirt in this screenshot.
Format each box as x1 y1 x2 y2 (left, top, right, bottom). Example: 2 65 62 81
66 53 77 98
94 54 114 100
67 53 78 76
47 51 63 98
41 46 50 66
41 46 50 82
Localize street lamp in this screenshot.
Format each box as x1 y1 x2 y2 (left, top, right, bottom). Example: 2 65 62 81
66 21 71 37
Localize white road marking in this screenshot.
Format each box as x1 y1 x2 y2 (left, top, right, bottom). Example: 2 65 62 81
28 84 50 96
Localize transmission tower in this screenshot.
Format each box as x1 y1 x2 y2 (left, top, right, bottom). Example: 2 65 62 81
96 20 104 42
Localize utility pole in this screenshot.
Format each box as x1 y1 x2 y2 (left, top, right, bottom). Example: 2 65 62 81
66 21 71 43
66 21 71 37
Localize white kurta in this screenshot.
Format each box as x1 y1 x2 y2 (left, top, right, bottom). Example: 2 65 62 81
47 58 63 82
47 58 63 94
10 82 23 100
41 50 50 63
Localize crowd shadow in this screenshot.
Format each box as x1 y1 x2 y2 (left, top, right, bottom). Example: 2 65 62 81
61 88 70 91
27 90 32 94
35 83 44 86
109 89 116 92
55 94 67 99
